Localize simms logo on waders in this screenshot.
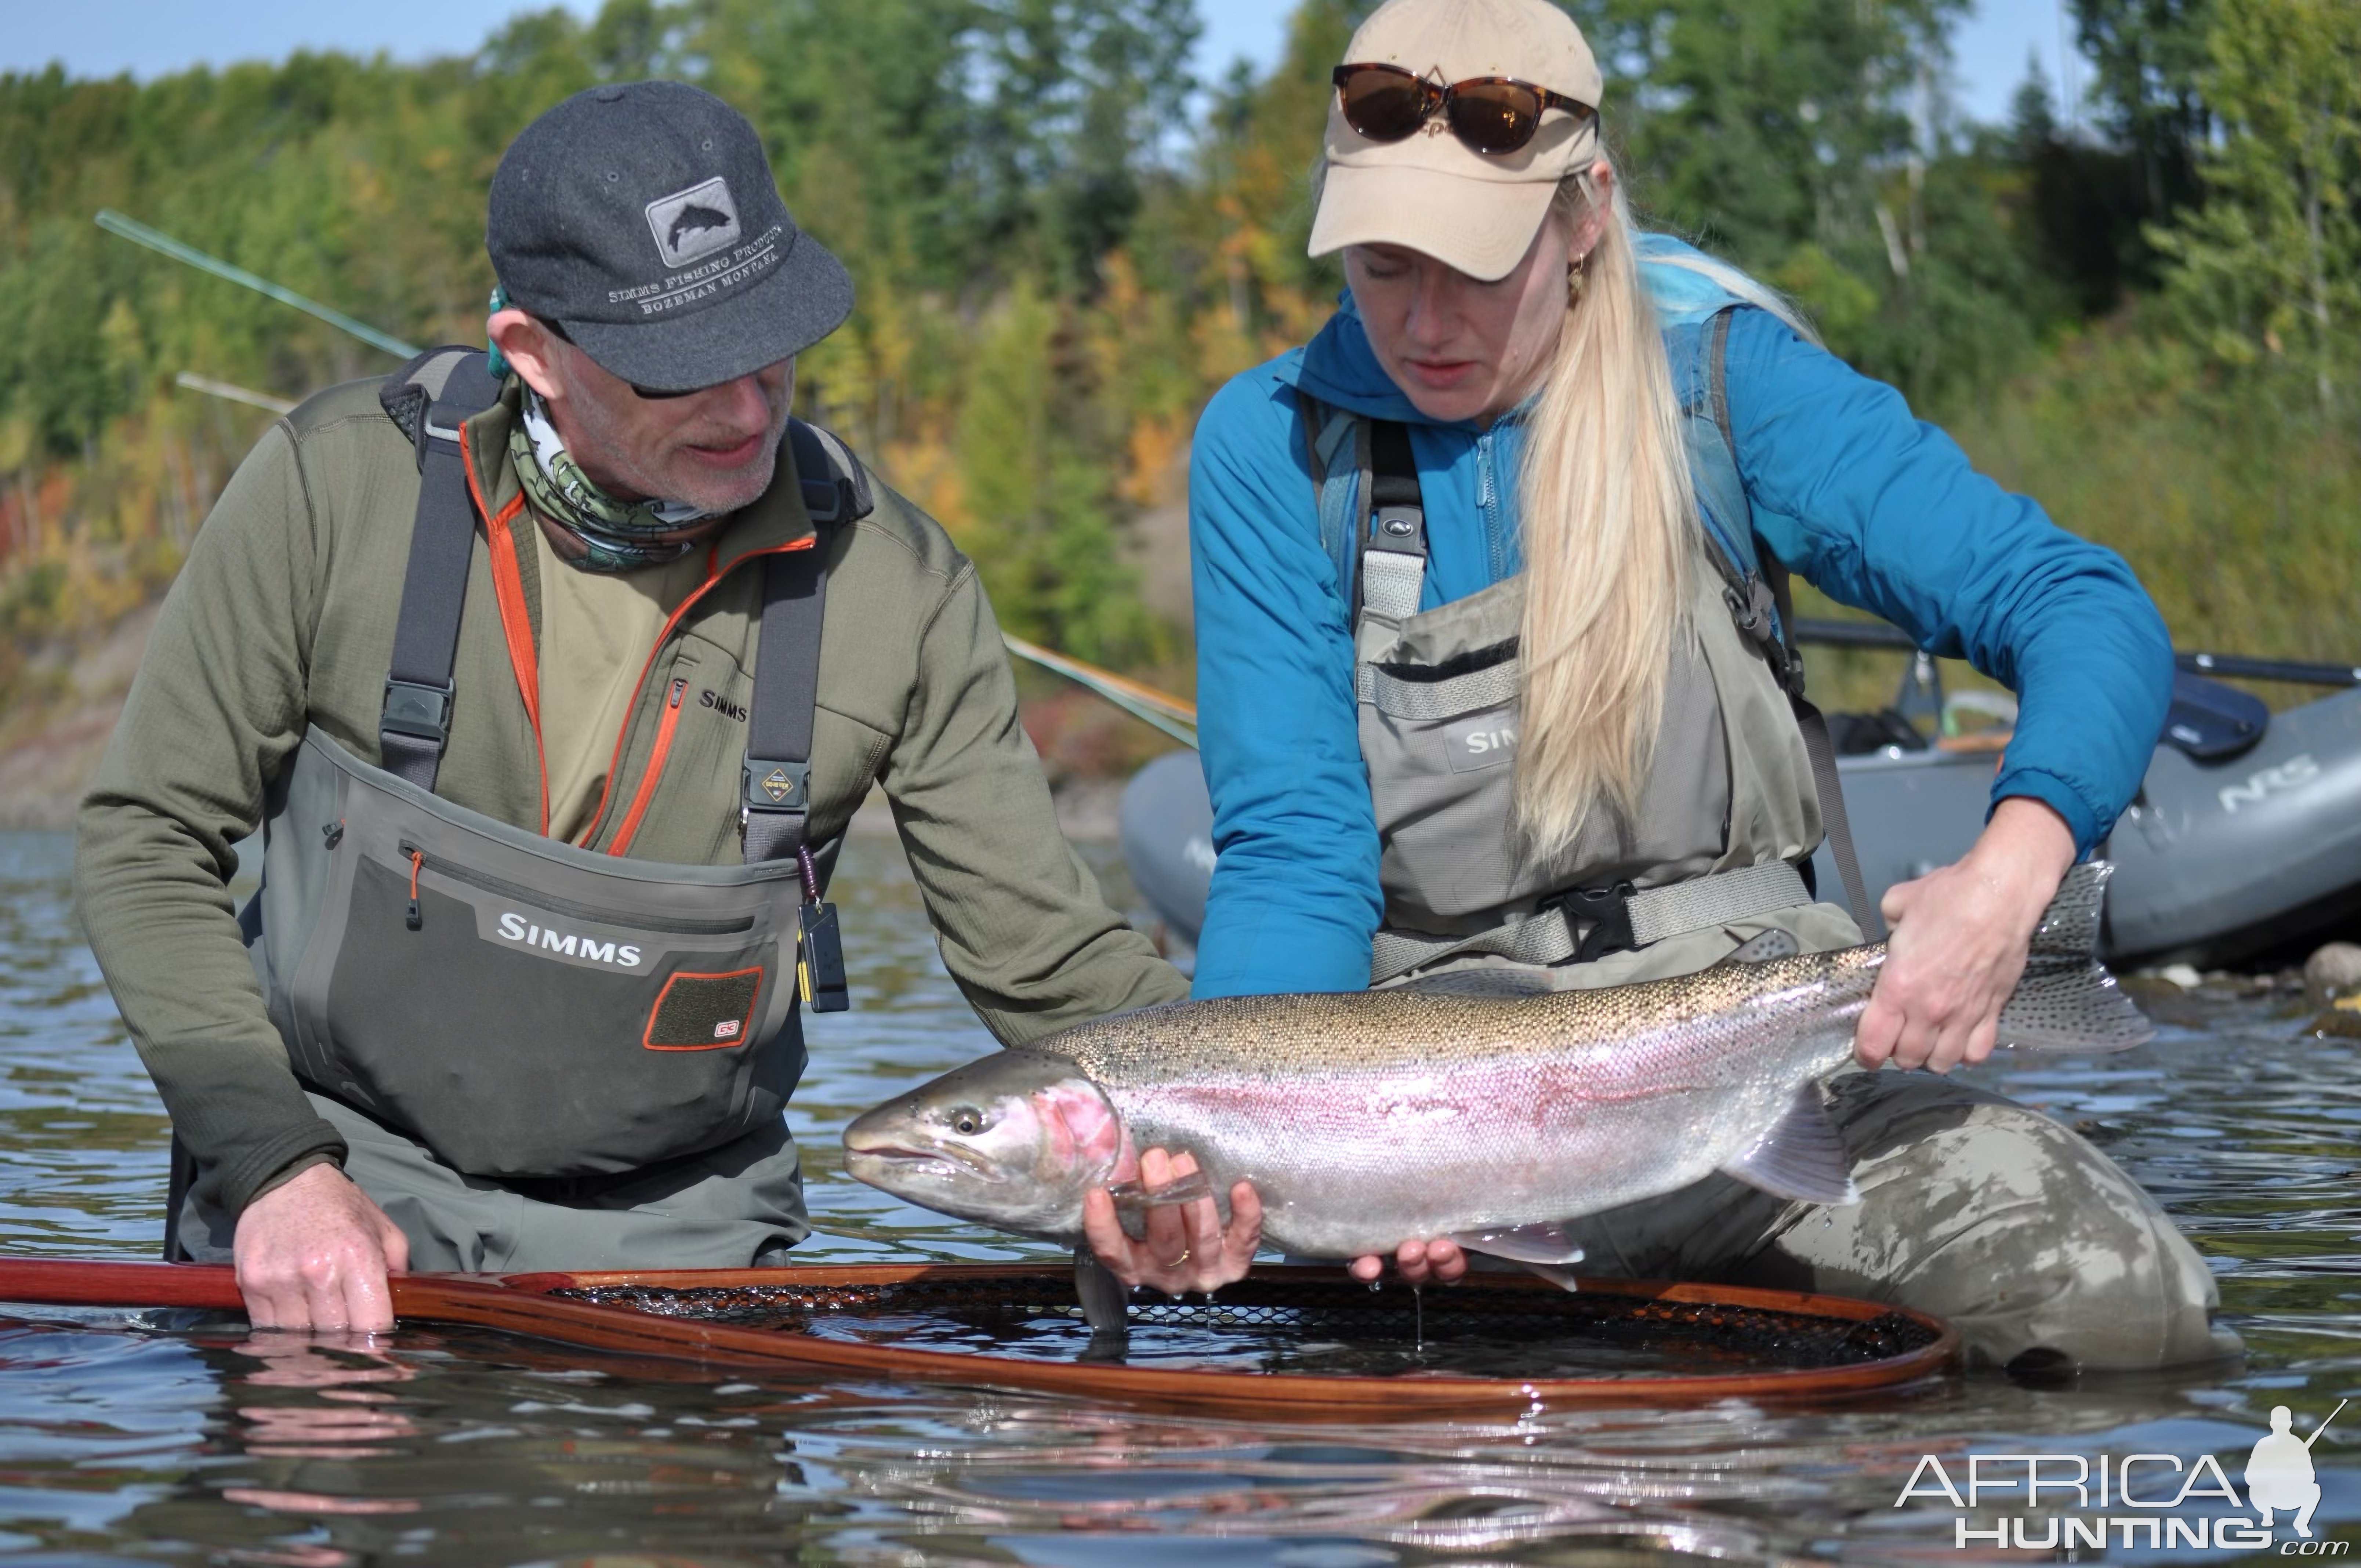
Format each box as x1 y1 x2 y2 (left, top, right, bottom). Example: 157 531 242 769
645 177 743 269
1895 1399 2345 1551
494 911 645 970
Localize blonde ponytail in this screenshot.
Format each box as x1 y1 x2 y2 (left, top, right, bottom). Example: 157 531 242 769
1512 168 1696 857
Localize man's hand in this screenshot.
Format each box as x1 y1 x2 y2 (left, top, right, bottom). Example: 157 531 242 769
233 1163 410 1332
1348 1238 1468 1286
1854 796 2078 1073
1081 1147 1262 1294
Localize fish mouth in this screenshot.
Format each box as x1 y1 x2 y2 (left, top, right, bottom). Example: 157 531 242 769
842 1142 998 1184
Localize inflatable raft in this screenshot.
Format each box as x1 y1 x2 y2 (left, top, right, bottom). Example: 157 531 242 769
1120 643 2361 969
0 1259 1952 1418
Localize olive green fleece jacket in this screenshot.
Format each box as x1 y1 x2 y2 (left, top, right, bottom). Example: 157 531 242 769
76 374 1188 1218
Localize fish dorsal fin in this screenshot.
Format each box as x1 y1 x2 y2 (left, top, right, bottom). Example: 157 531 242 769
1448 1220 1588 1266
1720 1084 1858 1205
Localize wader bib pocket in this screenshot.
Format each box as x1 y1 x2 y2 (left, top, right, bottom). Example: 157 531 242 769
258 730 808 1179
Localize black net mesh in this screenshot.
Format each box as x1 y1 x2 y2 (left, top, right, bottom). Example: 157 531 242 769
552 1274 1938 1380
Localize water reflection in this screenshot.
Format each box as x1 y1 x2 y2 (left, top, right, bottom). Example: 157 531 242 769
0 827 2357 1563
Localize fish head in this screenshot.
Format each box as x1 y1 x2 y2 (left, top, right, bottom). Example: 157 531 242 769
841 1050 1124 1239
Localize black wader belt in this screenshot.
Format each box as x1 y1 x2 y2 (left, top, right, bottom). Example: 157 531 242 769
379 348 504 792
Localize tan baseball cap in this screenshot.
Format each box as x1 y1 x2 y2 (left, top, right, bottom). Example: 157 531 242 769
1308 0 1604 283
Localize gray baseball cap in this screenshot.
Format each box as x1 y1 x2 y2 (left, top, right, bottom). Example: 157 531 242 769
488 80 854 393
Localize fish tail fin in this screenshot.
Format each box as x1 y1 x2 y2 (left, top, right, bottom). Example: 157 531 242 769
1998 862 2154 1054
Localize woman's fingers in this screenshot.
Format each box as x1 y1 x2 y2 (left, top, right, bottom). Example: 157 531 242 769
1086 1148 1259 1293
1347 1237 1466 1285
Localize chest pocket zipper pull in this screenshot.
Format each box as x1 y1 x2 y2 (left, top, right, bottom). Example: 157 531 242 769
794 845 849 1013
406 848 425 931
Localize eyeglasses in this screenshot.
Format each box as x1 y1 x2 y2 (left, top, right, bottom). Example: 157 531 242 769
538 317 698 400
1331 63 1596 157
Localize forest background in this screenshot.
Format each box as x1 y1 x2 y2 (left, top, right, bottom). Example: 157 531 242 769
0 0 2355 817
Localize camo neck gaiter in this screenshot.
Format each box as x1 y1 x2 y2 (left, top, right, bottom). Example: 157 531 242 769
509 389 711 573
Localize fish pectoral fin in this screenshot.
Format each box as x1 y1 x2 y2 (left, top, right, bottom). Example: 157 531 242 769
1448 1220 1587 1267
1719 1084 1859 1205
1073 1244 1130 1339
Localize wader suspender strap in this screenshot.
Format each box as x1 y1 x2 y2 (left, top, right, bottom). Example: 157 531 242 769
1360 421 1428 619
1697 309 1883 939
741 419 874 867
741 555 825 864
380 348 503 792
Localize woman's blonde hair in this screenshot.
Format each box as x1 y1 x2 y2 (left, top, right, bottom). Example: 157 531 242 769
1509 162 1696 857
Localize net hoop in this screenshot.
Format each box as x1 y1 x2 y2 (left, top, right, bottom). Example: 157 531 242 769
0 1258 1953 1418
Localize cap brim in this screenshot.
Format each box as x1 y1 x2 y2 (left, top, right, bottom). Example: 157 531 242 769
558 228 855 393
1308 162 1561 284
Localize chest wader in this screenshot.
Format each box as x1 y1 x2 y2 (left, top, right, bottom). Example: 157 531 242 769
1302 309 1874 989
166 348 872 1257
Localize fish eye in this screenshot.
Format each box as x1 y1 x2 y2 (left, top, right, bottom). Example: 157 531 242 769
949 1106 989 1136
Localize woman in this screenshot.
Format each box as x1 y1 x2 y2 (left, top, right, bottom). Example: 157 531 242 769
1091 0 2233 1371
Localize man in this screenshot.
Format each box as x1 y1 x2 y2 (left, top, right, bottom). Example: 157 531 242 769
75 80 1191 1331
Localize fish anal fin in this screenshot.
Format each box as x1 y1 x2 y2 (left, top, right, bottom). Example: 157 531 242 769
1513 1260 1583 1293
1073 1244 1129 1340
1721 1084 1859 1205
1448 1220 1587 1267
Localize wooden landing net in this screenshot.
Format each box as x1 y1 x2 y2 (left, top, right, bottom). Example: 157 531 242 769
0 1259 1954 1419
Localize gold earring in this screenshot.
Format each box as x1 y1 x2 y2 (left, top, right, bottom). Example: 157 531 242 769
1567 252 1591 305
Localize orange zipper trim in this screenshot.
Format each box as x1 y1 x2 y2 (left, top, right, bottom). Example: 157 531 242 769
462 424 552 835
608 678 688 857
576 533 817 854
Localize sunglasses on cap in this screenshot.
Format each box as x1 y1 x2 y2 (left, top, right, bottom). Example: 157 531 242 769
1332 63 1596 157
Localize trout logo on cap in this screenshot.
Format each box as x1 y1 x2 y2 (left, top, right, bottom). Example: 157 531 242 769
645 176 743 268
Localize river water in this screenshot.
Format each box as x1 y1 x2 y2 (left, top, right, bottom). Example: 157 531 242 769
0 824 2354 1565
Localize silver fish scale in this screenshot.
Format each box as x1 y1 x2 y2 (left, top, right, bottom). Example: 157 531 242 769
1029 950 1883 1258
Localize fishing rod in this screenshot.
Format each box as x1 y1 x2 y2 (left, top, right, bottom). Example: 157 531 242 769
173 372 294 417
2305 1398 2347 1449
1000 635 1197 746
97 210 420 359
1792 617 2361 689
108 213 1203 743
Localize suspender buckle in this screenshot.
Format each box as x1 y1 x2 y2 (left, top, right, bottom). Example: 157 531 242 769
1553 880 1639 963
1370 504 1425 552
380 677 454 744
743 758 809 814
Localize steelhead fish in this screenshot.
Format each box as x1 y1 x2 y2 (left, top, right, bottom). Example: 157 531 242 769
843 864 2150 1269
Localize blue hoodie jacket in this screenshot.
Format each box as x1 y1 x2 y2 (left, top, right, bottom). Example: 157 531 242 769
1186 247 2173 1000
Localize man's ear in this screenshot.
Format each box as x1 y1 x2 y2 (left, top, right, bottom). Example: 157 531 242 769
488 309 563 402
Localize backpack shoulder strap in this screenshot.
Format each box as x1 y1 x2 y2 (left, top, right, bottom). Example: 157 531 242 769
1681 308 1882 936
1296 389 1369 612
742 419 873 865
376 346 503 793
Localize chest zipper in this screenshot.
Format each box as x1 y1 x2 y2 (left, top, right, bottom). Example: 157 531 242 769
609 678 690 857
395 838 758 936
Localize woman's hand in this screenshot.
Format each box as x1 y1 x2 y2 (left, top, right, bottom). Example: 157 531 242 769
1081 1147 1263 1295
1349 1239 1469 1286
1854 796 2078 1072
